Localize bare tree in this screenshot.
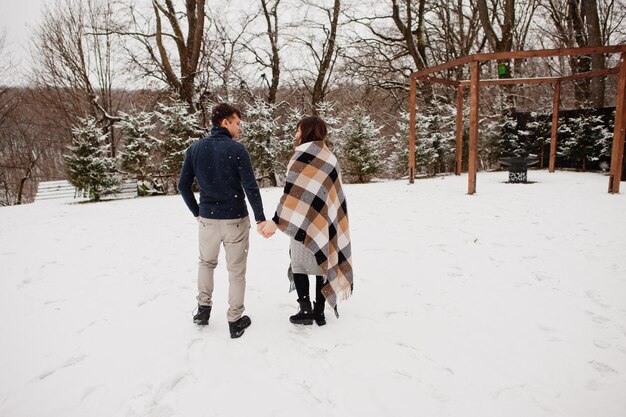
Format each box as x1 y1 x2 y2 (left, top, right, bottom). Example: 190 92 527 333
583 0 605 107
476 0 516 54
31 0 124 154
253 0 282 104
198 8 257 103
342 0 435 105
0 87 62 205
429 0 485 81
538 0 623 106
0 31 18 129
122 0 206 111
291 0 343 112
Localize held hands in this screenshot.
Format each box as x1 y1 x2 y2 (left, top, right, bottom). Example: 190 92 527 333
257 220 277 239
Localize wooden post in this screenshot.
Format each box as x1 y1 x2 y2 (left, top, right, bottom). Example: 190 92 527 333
549 81 561 173
455 85 464 175
408 77 417 184
468 60 479 194
609 52 626 193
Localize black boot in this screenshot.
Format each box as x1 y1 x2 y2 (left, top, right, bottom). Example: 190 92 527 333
289 298 313 325
193 304 212 325
229 315 251 339
313 301 326 326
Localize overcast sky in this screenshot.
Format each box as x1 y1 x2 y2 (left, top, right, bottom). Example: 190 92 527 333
0 0 46 82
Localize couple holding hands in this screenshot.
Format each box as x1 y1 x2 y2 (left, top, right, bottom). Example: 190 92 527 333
178 103 353 339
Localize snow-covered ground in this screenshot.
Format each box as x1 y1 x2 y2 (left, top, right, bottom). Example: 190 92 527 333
1 170 625 417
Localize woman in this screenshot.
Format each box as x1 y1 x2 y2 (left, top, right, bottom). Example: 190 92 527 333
262 116 353 326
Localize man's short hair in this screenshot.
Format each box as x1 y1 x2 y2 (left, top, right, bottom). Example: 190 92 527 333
211 103 242 127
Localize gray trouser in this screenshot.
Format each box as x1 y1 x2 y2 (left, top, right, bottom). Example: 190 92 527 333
197 216 250 322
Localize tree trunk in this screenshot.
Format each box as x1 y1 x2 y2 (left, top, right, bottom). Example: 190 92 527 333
582 0 605 107
261 0 281 104
568 0 592 106
16 177 27 205
476 0 516 109
311 0 340 111
391 0 433 102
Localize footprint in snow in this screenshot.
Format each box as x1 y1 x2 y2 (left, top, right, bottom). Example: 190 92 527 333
585 290 611 309
537 325 562 342
589 360 617 375
593 339 612 349
38 355 87 380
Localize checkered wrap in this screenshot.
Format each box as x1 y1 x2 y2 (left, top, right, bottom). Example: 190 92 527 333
276 140 353 308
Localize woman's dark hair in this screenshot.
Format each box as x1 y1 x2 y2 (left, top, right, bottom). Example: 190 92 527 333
296 116 328 145
211 103 242 127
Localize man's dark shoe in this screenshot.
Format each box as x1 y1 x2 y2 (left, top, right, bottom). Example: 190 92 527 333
193 304 212 325
313 301 326 326
290 298 314 325
229 315 251 339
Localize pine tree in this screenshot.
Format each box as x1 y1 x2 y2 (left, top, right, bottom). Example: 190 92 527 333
343 107 382 183
154 99 205 191
481 115 502 168
64 117 120 201
498 113 522 157
413 111 438 174
387 111 411 178
276 107 304 183
242 98 280 186
562 111 607 170
315 101 343 153
118 111 156 180
600 110 615 159
429 100 456 173
522 112 551 167
387 105 456 178
118 111 162 194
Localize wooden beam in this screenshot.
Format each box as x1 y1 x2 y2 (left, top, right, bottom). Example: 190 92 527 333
559 66 620 82
416 76 460 86
408 76 417 184
609 52 626 193
410 56 472 80
549 81 561 173
455 85 464 175
460 76 560 86
457 67 620 87
411 46 626 80
468 61 479 195
472 45 626 62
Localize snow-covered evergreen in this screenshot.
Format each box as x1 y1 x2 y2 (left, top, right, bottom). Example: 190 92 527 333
118 111 163 195
561 112 607 170
275 107 304 183
498 113 522 157
387 111 411 178
154 99 205 191
413 111 438 173
387 103 456 178
315 101 343 153
64 117 120 201
118 111 156 179
428 101 456 173
521 112 551 166
241 98 281 186
342 107 383 183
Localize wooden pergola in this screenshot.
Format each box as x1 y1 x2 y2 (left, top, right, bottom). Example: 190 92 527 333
408 45 626 194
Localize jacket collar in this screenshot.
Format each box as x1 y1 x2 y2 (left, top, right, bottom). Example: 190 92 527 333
209 126 233 139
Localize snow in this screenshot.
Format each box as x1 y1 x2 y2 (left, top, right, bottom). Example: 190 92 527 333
1 170 626 417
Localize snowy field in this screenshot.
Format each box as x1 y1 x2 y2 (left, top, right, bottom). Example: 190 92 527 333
1 170 626 417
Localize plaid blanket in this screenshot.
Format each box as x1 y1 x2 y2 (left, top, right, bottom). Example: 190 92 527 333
275 140 353 308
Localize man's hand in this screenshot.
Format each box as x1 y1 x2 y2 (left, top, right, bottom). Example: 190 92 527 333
196 216 200 223
256 221 267 236
261 221 278 238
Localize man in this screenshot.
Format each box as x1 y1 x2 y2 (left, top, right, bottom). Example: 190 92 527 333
178 103 267 339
